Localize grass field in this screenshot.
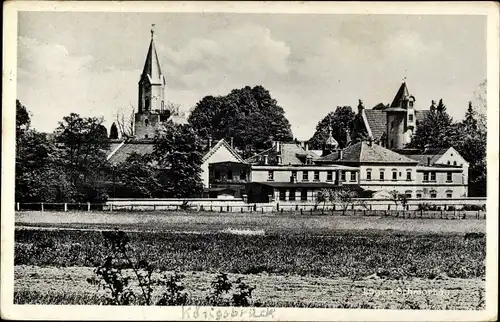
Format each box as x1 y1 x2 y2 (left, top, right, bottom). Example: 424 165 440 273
15 210 486 234
14 211 486 308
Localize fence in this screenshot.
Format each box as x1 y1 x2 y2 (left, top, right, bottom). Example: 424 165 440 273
14 201 487 219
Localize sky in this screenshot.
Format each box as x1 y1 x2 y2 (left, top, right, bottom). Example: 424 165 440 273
17 12 486 140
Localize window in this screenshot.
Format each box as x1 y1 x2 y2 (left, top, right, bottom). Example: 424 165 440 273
215 170 221 180
446 190 452 198
239 172 247 181
423 172 429 182
314 171 320 181
228 170 233 180
350 171 356 182
447 161 451 165
302 171 309 181
390 121 395 130
430 172 436 181
405 190 412 199
379 170 385 181
366 169 372 181
306 156 313 165
144 118 149 126
341 171 346 182
291 170 297 181
409 114 414 121
406 170 412 181
326 171 333 182
392 170 397 181
416 191 423 198
301 189 308 201
267 171 274 181
447 172 452 182
430 190 437 198
289 188 296 201
453 161 457 166
279 189 286 201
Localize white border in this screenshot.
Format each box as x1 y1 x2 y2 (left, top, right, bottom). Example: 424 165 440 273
2 1 499 321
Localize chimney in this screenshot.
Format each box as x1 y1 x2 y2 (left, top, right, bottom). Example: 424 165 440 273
275 141 281 153
368 138 373 147
208 136 213 149
305 141 309 151
277 155 282 165
339 149 343 160
230 137 234 148
263 155 268 165
427 156 431 166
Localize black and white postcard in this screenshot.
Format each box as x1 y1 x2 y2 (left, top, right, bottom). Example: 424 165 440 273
2 1 499 321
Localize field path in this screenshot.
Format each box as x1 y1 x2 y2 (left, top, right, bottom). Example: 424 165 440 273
15 265 484 309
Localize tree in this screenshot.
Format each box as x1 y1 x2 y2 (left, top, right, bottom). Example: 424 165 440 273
407 99 456 150
114 153 159 198
388 190 408 212
332 187 358 216
188 86 293 158
116 104 135 138
471 79 486 132
454 101 487 196
16 99 31 139
153 121 204 198
54 113 111 201
16 101 75 202
308 106 355 149
109 122 119 139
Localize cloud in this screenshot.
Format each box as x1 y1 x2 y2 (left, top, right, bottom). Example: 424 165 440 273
160 24 292 90
17 36 140 133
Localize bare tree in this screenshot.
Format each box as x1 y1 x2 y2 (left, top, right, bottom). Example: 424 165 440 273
116 103 135 138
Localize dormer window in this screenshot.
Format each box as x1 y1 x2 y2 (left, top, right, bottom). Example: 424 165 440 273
145 118 149 126
408 114 413 122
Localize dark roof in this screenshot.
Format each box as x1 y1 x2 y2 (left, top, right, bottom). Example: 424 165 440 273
141 37 163 83
320 141 418 164
364 110 386 140
415 110 430 123
372 103 388 110
107 141 155 165
406 148 449 166
245 143 319 166
390 82 410 107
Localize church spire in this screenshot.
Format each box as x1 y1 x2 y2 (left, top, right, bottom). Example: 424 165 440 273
141 24 163 84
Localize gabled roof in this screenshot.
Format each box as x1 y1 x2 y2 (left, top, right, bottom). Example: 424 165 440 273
202 139 244 163
107 140 155 165
320 141 418 164
245 143 319 165
141 35 163 84
406 148 449 166
390 82 410 108
364 110 386 140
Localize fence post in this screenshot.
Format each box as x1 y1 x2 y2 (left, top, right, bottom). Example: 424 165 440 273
277 203 279 212
227 205 230 212
16 202 20 211
300 209 303 215
153 205 156 211
363 210 366 217
64 203 68 212
110 204 113 212
440 209 443 219
261 207 264 214
41 202 44 212
87 202 91 212
241 207 243 213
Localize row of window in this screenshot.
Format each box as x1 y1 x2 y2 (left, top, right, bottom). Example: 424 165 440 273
422 171 453 182
268 170 357 182
365 169 412 181
409 190 453 199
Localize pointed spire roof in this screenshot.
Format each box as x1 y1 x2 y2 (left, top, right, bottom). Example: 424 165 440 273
325 127 338 147
141 25 163 84
390 82 410 108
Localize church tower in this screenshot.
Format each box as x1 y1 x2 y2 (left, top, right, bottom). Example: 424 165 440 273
135 25 167 139
385 81 416 149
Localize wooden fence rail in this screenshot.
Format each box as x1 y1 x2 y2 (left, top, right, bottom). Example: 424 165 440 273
14 202 486 219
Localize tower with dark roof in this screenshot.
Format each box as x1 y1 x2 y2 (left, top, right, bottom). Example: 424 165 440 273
385 81 416 149
135 25 167 139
